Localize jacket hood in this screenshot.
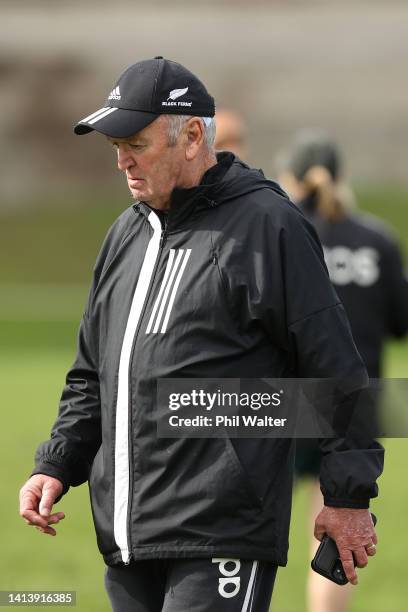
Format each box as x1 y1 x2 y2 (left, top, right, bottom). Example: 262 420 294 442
173 151 288 207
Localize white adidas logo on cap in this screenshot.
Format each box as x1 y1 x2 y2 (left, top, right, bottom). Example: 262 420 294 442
108 86 121 100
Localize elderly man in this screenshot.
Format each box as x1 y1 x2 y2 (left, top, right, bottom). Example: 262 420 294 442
20 57 383 612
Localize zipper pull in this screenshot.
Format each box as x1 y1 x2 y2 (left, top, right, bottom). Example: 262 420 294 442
212 252 217 265
123 552 132 565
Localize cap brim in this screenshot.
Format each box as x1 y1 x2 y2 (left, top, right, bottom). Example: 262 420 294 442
74 107 159 137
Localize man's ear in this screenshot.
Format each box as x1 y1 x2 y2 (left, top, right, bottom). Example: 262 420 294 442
185 117 205 161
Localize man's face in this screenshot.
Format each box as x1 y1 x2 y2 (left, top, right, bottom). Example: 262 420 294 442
107 116 185 209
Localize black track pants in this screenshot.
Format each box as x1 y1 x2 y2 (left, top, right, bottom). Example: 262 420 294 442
104 557 278 612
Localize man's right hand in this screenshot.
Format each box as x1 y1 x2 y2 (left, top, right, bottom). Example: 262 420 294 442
19 475 65 536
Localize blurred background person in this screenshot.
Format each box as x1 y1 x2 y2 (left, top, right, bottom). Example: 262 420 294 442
279 129 408 612
214 108 248 160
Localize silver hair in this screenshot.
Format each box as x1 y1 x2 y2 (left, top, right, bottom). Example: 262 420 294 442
165 115 216 149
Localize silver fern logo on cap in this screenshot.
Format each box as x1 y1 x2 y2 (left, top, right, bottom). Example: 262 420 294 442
167 87 189 102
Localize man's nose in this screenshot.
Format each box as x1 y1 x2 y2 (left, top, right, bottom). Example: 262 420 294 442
117 145 134 172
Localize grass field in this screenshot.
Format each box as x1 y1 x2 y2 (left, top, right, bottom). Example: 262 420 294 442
1 184 407 611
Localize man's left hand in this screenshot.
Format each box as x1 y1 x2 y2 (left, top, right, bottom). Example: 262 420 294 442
314 506 377 585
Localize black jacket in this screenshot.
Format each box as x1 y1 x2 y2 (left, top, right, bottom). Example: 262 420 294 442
32 153 384 567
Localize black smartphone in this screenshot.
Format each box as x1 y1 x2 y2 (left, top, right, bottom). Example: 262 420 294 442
311 513 377 585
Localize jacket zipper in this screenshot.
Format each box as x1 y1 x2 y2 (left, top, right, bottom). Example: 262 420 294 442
124 211 168 564
160 215 168 248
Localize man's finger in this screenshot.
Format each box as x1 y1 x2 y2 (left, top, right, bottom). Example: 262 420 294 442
353 547 368 568
47 513 65 525
365 542 377 556
313 519 325 541
36 525 57 536
21 509 48 529
339 549 358 585
42 526 57 536
27 511 64 528
19 490 38 513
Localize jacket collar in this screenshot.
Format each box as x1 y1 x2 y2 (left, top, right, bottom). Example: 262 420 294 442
169 151 235 211
134 151 235 228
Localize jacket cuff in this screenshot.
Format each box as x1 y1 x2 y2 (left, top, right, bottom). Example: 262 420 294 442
324 496 370 509
30 460 71 502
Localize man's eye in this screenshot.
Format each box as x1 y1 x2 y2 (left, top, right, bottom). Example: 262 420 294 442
110 142 144 151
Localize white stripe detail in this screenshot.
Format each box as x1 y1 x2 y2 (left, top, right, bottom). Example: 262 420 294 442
160 249 191 333
145 249 176 334
88 106 118 125
113 210 162 563
241 561 258 612
152 249 185 333
79 107 110 124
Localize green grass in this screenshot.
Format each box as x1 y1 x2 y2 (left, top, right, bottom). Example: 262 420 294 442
0 190 124 284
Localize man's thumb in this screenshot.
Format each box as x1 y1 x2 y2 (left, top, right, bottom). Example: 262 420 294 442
39 484 56 516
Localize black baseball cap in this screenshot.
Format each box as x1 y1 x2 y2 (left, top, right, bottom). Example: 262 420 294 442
286 129 342 180
74 56 215 138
